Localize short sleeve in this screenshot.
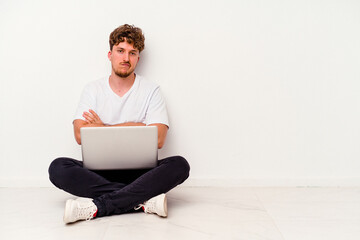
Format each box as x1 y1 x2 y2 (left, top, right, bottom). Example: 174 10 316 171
73 84 96 122
145 87 169 127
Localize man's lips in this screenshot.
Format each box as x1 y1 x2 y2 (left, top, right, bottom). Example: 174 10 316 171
120 63 130 67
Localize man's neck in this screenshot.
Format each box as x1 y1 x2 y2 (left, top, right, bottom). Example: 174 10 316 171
109 73 136 97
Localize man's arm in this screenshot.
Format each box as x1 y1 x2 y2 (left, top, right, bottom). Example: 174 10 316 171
73 119 146 145
149 123 168 149
73 119 105 145
74 110 164 146
73 110 104 144
73 119 90 145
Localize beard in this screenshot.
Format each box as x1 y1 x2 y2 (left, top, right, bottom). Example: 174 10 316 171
113 63 134 78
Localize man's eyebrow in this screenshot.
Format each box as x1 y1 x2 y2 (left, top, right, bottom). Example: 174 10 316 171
115 47 137 52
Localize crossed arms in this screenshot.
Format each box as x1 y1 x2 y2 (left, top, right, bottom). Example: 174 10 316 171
73 109 168 149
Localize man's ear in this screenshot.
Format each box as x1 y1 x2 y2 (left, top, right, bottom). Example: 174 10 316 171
108 50 112 60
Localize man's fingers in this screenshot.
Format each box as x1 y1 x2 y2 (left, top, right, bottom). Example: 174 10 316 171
89 109 100 120
83 112 95 122
83 110 103 125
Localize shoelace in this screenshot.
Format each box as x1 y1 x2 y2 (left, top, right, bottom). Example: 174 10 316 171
76 203 97 221
134 201 156 213
134 204 144 211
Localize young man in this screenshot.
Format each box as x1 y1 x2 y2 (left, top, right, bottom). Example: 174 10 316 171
48 24 190 224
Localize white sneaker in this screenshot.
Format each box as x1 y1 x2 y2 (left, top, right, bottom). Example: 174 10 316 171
63 198 98 224
135 194 168 217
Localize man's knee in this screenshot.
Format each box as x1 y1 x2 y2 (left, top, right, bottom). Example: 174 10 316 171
169 156 190 181
48 158 63 186
48 157 76 187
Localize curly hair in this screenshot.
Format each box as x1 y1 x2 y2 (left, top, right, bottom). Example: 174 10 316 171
109 24 145 52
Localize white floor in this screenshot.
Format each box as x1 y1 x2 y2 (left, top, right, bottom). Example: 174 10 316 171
1 187 359 240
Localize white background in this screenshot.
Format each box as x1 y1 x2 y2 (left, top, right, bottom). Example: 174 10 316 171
1 0 359 187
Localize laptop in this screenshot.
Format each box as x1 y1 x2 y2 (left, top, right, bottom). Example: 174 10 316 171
81 126 158 170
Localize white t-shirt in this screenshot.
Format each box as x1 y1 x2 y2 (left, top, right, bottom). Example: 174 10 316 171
74 75 169 127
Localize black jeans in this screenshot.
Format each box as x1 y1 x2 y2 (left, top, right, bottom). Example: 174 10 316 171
48 156 190 217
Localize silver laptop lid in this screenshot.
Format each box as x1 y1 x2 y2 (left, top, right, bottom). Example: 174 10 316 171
81 126 158 170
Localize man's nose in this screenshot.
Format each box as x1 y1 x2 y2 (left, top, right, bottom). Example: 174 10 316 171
122 53 130 62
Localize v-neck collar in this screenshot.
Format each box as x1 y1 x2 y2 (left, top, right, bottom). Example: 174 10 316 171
107 75 138 100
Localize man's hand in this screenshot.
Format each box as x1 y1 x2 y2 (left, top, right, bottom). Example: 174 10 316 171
73 110 167 148
74 110 105 145
83 109 104 126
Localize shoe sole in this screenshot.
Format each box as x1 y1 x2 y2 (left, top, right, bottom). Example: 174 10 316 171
164 194 168 217
158 194 168 218
63 199 75 224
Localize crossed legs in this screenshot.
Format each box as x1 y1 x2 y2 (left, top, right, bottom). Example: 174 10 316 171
48 156 190 217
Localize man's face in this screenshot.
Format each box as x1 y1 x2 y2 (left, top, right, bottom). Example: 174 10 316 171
108 40 140 78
